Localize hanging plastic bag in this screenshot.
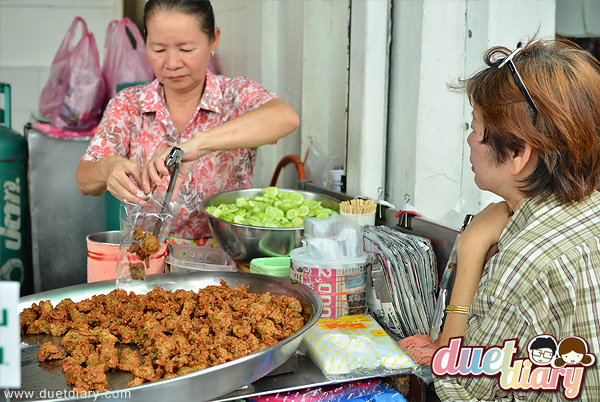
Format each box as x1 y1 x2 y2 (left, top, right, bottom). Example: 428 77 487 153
102 17 155 103
115 194 180 289
304 137 344 190
39 17 106 132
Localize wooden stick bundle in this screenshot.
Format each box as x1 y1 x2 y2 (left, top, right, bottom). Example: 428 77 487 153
339 199 377 215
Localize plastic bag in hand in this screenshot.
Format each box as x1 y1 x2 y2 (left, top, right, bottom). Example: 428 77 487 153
115 194 180 288
102 17 154 103
39 17 106 132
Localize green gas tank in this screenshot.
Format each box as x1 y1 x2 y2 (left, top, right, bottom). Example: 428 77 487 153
0 82 32 295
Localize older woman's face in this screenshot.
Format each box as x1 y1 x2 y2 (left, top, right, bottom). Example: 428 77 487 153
467 107 510 195
146 10 218 93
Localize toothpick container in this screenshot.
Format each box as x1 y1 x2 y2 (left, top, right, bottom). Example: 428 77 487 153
340 211 376 226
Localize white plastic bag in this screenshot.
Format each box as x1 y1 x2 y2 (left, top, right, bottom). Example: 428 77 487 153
115 195 180 287
302 314 416 379
304 137 343 190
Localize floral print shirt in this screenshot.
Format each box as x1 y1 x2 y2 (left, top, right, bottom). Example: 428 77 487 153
81 70 279 239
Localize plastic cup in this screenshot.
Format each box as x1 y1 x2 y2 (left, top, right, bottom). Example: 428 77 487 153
329 169 344 191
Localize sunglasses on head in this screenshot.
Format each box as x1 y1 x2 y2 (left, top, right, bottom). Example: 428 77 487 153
498 45 539 118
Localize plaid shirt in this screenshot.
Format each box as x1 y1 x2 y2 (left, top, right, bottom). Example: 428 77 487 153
434 192 600 401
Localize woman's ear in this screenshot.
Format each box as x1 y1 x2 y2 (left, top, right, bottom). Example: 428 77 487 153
511 143 535 176
211 27 221 53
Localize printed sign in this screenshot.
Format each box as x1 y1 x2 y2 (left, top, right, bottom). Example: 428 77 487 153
0 281 21 388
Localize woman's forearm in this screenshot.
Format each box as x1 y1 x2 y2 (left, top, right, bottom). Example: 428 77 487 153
438 202 511 346
76 159 110 196
191 99 299 155
439 245 487 346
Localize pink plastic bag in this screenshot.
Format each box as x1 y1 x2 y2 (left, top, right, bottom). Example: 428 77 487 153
39 17 106 132
102 17 155 103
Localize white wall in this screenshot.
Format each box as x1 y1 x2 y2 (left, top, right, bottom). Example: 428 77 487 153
212 0 349 190
386 0 556 228
0 0 123 134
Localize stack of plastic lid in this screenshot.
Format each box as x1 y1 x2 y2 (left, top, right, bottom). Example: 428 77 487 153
249 257 291 278
166 244 236 273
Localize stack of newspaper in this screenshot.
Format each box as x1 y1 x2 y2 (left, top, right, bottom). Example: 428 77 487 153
362 225 437 339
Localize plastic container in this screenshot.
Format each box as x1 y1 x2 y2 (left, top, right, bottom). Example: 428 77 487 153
87 231 167 283
166 244 236 273
290 247 369 319
249 257 291 278
340 211 376 226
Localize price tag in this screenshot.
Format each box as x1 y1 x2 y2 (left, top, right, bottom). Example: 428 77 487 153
0 281 21 388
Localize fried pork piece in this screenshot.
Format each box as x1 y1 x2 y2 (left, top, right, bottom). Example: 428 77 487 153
132 228 145 241
20 307 39 333
24 299 72 336
139 233 159 257
73 364 108 393
61 356 85 385
129 227 160 264
62 330 90 353
90 327 119 345
36 342 66 361
133 361 158 382
125 377 145 388
129 262 146 280
118 348 142 372
97 342 119 370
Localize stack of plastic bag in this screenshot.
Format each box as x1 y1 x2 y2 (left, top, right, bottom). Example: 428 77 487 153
301 314 416 380
290 213 369 318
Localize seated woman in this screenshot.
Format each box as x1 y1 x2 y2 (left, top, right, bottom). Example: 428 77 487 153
435 38 600 400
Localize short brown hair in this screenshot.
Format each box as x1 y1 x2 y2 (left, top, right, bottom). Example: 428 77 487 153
461 38 600 204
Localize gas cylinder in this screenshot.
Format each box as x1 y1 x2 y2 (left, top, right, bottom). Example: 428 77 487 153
0 82 32 295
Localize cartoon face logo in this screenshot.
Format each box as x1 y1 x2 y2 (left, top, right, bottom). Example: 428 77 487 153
561 350 584 365
527 336 557 366
553 336 596 368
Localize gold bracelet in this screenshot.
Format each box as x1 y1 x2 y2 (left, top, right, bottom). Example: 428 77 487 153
445 305 470 314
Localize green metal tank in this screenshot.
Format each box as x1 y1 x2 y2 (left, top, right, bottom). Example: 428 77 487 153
0 82 32 295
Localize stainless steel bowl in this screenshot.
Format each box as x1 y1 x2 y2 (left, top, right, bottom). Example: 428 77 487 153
18 272 324 402
200 188 340 263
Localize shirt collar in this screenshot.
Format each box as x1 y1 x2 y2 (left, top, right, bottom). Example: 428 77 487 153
498 193 560 250
140 70 223 117
199 69 223 115
140 79 168 124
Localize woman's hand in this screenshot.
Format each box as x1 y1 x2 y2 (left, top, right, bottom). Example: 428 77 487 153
103 156 147 205
76 156 147 205
141 138 206 198
457 201 512 257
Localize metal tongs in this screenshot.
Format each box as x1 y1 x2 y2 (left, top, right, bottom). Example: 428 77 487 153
428 213 474 342
152 147 184 239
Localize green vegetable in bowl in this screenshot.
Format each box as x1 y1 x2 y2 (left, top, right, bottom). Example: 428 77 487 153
205 187 334 228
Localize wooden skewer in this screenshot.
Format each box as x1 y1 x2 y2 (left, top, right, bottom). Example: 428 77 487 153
339 199 377 215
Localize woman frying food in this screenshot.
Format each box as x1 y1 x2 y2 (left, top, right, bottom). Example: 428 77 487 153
76 0 299 245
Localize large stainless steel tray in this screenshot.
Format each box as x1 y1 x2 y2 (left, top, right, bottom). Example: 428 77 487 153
15 272 323 402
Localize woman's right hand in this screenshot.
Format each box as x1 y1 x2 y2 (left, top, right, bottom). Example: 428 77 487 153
102 156 147 205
